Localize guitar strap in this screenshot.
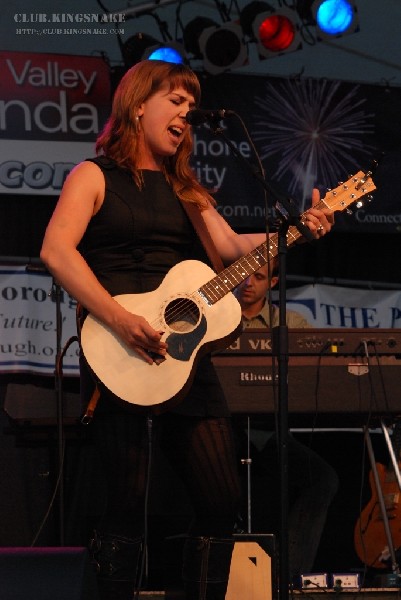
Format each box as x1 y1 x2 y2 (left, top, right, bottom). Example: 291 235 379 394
75 301 101 424
181 200 225 273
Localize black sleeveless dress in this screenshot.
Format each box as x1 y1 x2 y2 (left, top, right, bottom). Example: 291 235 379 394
79 157 229 417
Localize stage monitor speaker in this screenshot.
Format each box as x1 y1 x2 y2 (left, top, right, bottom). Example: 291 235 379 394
0 547 99 600
4 383 81 426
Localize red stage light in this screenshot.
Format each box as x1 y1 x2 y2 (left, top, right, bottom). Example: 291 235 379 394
240 2 302 61
258 14 296 52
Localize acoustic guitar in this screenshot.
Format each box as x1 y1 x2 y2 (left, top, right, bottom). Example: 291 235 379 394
80 170 376 409
354 421 401 568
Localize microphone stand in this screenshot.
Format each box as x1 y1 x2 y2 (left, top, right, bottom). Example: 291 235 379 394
205 116 314 600
275 224 290 597
25 264 66 545
51 279 65 546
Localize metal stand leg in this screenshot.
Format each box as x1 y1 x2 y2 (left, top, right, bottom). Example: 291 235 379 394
240 416 252 534
381 419 401 492
364 423 401 574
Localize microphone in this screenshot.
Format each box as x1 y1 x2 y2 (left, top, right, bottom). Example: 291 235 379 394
186 108 235 126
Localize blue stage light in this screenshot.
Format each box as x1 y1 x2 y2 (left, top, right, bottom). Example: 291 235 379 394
122 33 186 67
147 46 184 64
315 0 354 35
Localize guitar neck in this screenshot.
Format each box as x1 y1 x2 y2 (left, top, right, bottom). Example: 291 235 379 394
198 169 377 306
198 205 317 305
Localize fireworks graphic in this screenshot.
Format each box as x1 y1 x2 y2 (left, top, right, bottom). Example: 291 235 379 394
251 78 375 210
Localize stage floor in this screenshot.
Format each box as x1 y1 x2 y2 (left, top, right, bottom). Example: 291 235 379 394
139 588 401 600
139 589 401 599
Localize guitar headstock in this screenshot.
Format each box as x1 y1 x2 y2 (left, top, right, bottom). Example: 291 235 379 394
321 169 376 214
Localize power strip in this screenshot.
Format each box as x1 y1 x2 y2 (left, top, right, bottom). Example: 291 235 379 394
301 573 328 589
331 573 360 589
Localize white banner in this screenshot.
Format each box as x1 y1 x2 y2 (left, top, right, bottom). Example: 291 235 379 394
281 285 401 329
0 265 79 375
0 266 400 375
0 140 94 195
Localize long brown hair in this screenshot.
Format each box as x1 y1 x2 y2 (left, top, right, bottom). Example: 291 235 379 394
96 60 214 208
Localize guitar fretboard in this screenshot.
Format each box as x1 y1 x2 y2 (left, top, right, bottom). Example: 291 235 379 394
198 214 307 305
197 167 376 306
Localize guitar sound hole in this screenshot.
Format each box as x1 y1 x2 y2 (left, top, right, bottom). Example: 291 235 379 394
164 298 200 333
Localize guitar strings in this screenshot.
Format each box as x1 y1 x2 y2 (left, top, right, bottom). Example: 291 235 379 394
143 241 275 332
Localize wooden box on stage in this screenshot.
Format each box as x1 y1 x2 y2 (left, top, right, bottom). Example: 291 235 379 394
226 534 276 600
164 533 276 600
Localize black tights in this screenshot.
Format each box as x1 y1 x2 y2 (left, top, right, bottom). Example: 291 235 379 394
90 411 242 540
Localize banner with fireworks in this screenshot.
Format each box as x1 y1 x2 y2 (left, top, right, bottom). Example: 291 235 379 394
196 73 401 234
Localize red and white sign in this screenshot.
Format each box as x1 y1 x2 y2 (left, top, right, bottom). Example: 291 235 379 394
0 50 111 194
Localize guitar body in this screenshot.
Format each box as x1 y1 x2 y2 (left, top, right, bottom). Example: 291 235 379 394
354 463 401 568
81 259 242 409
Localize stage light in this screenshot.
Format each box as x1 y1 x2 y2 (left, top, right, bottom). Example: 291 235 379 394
122 33 185 68
183 17 248 74
183 17 217 58
147 44 185 64
255 9 300 54
311 0 359 38
240 1 301 58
